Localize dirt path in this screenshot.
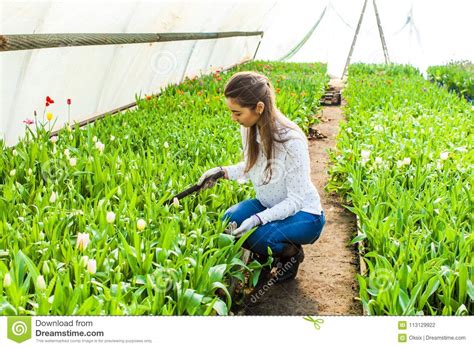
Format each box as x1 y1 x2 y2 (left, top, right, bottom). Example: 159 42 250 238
238 79 362 315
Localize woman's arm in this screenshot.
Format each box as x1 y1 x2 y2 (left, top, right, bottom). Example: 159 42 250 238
222 162 247 181
255 138 309 224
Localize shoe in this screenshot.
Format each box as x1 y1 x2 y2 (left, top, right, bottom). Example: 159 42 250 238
273 244 304 283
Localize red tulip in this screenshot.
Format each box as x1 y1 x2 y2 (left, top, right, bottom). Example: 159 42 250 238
46 96 54 104
67 98 71 105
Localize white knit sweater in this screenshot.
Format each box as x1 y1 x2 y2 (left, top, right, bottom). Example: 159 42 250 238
224 117 323 224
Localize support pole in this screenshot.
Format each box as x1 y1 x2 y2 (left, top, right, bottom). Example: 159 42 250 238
341 0 368 79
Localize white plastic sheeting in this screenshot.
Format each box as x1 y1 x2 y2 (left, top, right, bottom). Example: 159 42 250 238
258 0 474 77
1 0 267 146
1 0 473 146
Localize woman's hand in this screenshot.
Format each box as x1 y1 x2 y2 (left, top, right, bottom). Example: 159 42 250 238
230 214 262 238
197 166 226 189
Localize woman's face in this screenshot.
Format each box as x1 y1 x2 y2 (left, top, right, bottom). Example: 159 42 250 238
225 97 263 128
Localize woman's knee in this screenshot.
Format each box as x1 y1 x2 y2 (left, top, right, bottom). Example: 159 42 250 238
307 213 326 244
221 199 265 226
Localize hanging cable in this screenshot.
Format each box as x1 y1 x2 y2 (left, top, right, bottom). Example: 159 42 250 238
278 4 328 61
328 2 354 30
392 0 414 36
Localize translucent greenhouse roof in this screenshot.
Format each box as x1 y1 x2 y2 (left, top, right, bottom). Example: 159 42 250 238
1 0 473 146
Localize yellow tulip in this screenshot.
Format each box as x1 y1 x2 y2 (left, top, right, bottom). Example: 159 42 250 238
46 112 53 121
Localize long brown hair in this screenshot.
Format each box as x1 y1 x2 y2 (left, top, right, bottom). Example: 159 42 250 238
224 71 305 184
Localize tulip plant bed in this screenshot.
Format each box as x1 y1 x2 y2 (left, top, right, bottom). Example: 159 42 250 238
328 63 473 315
0 60 328 315
427 61 474 103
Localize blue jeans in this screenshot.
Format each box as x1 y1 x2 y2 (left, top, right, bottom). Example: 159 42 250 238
221 198 326 256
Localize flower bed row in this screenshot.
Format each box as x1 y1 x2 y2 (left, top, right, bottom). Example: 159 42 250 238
0 60 328 315
328 63 473 315
427 60 474 102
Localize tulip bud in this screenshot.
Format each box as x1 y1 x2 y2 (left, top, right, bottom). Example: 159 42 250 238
87 259 97 274
49 191 57 203
3 273 11 287
106 211 116 224
36 275 46 291
137 219 146 231
80 255 89 267
76 232 90 251
42 261 50 275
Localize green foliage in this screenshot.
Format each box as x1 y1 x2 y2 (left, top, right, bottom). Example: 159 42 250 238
427 60 474 102
0 60 327 315
328 63 473 315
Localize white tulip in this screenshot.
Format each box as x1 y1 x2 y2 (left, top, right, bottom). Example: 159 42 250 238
106 211 116 224
36 275 46 291
69 157 77 166
80 255 89 267
361 150 371 160
3 273 11 287
76 232 90 251
137 219 146 231
49 191 57 203
173 197 180 207
95 141 105 152
87 259 97 275
440 152 449 161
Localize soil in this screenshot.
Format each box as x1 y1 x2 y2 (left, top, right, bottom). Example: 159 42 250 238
237 79 363 315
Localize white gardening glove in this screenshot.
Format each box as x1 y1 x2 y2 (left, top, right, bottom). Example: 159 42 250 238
197 166 225 189
231 215 262 238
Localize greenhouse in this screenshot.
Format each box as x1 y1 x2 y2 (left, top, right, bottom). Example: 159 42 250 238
1 1 473 338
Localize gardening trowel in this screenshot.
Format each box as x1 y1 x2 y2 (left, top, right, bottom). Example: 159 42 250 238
164 170 225 206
